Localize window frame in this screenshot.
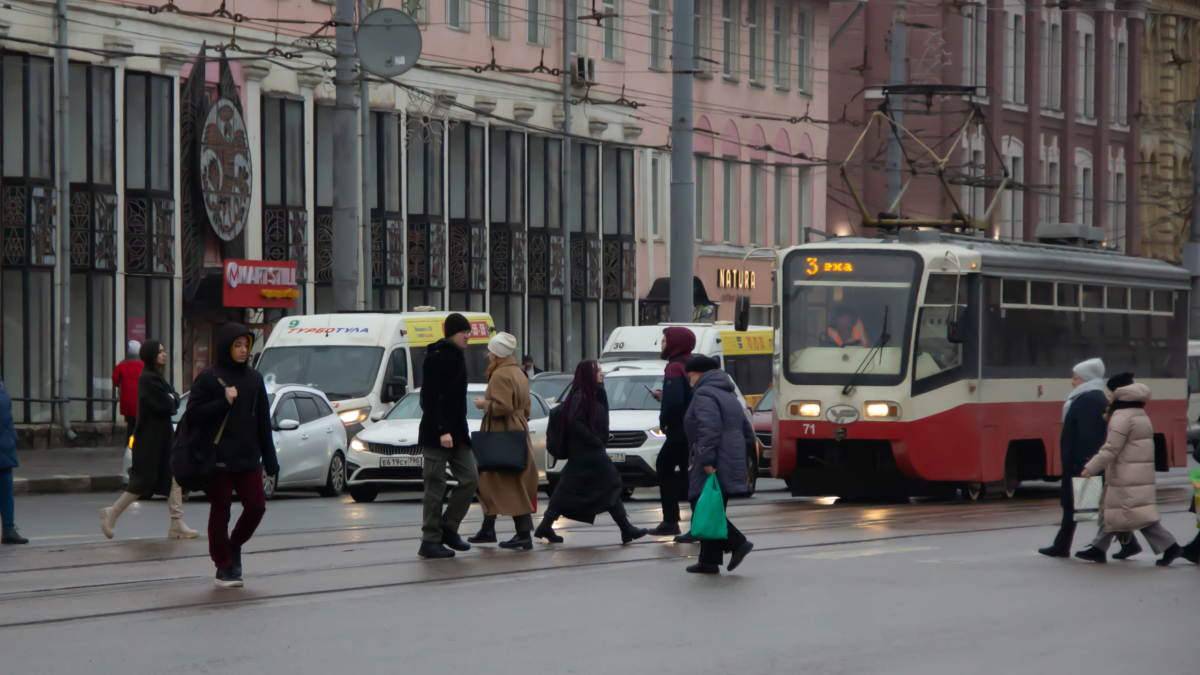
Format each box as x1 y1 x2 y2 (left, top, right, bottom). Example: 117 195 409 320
722 0 740 80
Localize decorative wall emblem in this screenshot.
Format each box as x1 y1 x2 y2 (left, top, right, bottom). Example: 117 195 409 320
200 98 252 241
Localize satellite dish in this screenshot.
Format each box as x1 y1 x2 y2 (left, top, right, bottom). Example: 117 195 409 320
356 8 422 78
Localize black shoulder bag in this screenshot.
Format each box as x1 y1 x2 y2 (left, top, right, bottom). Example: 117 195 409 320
471 401 530 473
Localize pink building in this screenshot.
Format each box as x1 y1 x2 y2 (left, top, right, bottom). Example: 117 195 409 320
826 0 1140 253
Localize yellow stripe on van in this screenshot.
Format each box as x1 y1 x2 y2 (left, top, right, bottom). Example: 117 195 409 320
405 315 495 347
720 330 773 355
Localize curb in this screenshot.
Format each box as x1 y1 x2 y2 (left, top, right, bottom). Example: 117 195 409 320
13 475 125 495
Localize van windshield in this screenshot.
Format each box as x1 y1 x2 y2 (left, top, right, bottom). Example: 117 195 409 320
599 352 662 363
410 343 492 387
257 346 385 400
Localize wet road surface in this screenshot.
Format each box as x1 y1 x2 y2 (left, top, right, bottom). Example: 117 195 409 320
2 477 1195 674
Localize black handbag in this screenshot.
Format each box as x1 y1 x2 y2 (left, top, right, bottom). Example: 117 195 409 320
170 376 233 491
471 402 530 473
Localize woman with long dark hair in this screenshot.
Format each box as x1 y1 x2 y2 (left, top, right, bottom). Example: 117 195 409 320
534 360 649 544
99 340 198 540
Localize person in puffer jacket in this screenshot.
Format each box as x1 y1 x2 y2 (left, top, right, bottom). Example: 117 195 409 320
1076 374 1184 567
682 356 754 575
650 326 696 539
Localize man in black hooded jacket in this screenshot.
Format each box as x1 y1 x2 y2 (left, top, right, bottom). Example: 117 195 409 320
416 313 479 559
186 322 279 587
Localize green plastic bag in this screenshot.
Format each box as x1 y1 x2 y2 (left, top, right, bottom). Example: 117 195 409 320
692 474 729 540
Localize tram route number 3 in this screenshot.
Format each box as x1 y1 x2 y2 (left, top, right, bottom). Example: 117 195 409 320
803 423 815 435
806 258 855 275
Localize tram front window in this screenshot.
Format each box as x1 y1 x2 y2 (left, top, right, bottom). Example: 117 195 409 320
782 250 921 386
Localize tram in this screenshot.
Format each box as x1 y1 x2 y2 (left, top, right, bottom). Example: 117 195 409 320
762 230 1191 500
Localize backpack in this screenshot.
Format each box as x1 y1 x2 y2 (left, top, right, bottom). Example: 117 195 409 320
546 402 568 460
170 376 232 492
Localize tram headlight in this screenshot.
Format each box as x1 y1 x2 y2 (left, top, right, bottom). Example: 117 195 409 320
789 401 822 418
864 402 900 420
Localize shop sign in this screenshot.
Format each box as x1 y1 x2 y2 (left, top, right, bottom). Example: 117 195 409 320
223 259 299 308
717 269 756 289
201 98 252 241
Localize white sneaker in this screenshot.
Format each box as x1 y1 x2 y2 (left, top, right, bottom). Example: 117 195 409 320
98 507 116 539
168 519 200 540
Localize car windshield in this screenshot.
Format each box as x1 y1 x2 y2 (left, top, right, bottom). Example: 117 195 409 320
755 387 774 413
530 375 572 403
410 343 491 387
386 391 487 420
782 250 920 386
603 375 665 411
599 352 662 363
257 346 385 400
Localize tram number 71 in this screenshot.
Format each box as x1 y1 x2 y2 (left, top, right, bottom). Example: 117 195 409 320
803 423 816 435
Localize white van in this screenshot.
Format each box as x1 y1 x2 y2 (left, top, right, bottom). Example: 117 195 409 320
256 311 494 438
600 322 775 406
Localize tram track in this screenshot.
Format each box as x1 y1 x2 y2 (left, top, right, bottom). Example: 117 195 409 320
1 498 1192 630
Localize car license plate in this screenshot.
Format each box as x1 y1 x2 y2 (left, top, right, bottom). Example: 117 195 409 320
608 453 626 463
380 456 421 468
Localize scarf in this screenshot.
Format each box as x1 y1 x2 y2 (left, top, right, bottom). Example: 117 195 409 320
486 355 517 380
1063 378 1106 421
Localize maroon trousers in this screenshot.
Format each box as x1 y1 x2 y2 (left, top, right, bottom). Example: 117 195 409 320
207 469 266 569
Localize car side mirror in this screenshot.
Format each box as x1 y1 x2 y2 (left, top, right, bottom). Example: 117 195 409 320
370 410 386 422
275 419 300 431
735 296 751 332
381 376 408 404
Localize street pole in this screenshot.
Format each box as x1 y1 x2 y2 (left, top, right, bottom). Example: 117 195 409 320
669 0 694 323
562 0 573 364
332 0 361 313
359 0 374 311
1188 99 1200 339
55 0 74 438
885 0 906 209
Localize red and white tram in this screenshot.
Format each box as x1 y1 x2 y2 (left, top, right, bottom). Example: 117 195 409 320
766 231 1191 500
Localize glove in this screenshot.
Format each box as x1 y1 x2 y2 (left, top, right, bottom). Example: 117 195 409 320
265 462 280 477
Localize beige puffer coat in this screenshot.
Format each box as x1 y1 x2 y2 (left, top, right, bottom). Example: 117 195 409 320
1083 383 1159 532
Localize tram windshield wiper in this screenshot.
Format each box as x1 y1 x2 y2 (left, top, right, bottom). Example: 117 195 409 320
842 306 890 396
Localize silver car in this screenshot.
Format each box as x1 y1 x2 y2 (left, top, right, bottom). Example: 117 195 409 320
122 384 349 500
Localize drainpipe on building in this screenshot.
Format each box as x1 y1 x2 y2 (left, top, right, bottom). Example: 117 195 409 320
561 0 573 364
1188 99 1200 340
55 0 75 441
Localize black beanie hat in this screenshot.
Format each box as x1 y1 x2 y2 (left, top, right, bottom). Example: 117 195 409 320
684 355 721 374
444 313 472 337
1106 372 1134 392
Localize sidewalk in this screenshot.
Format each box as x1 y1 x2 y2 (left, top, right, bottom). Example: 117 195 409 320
11 446 126 494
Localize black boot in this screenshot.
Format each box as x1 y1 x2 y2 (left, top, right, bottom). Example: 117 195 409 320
418 540 455 559
499 531 533 550
442 528 471 552
1038 546 1069 558
1156 543 1183 567
534 510 564 543
1182 534 1200 565
651 521 681 536
468 516 497 544
230 544 243 579
1074 546 1107 564
686 563 720 574
612 509 648 545
1112 537 1142 560
1 526 28 545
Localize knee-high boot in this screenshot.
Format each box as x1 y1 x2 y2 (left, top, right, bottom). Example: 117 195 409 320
534 509 563 543
609 505 649 545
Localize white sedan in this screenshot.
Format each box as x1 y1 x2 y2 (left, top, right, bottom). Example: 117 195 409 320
346 384 551 503
122 384 349 500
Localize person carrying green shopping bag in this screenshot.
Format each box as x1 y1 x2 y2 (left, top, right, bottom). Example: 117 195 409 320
682 356 754 575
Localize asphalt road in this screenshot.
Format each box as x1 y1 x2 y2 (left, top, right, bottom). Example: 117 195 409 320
2 478 1196 675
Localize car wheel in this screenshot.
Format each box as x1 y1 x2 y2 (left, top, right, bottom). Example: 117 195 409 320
349 486 378 503
743 453 758 497
318 453 346 498
960 481 984 502
263 472 278 501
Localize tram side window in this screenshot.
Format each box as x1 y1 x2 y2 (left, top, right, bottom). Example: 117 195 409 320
725 354 773 400
1189 357 1200 396
913 274 974 396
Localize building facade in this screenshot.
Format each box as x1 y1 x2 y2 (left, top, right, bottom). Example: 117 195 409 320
826 0 1143 254
0 0 827 434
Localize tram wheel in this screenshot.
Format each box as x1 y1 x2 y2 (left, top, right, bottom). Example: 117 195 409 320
1001 454 1021 499
960 481 984 502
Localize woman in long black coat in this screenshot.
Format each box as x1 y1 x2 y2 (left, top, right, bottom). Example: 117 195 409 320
534 360 648 545
99 340 199 540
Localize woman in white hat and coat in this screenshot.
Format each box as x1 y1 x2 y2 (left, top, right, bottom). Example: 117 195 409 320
467 332 539 550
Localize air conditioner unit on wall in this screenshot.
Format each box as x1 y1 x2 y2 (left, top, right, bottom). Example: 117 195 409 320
572 57 597 85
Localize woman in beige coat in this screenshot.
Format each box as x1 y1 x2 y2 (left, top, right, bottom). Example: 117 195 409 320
1076 377 1183 566
467 332 539 550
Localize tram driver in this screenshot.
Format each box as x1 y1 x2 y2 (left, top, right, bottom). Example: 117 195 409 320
821 305 868 348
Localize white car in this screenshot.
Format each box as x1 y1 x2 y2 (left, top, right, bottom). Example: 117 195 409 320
346 384 552 503
546 366 759 498
121 385 350 501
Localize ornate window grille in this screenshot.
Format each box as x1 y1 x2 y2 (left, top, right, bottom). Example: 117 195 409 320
601 146 637 331
569 143 602 363
527 136 566 372
406 117 446 309
369 111 404 309
261 95 308 314
490 128 527 347
449 123 487 312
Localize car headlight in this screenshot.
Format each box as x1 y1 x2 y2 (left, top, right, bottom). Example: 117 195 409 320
864 402 900 420
648 428 666 439
339 408 370 425
350 438 367 453
788 402 821 418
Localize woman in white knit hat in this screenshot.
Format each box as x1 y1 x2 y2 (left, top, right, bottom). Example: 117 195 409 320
467 332 540 549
